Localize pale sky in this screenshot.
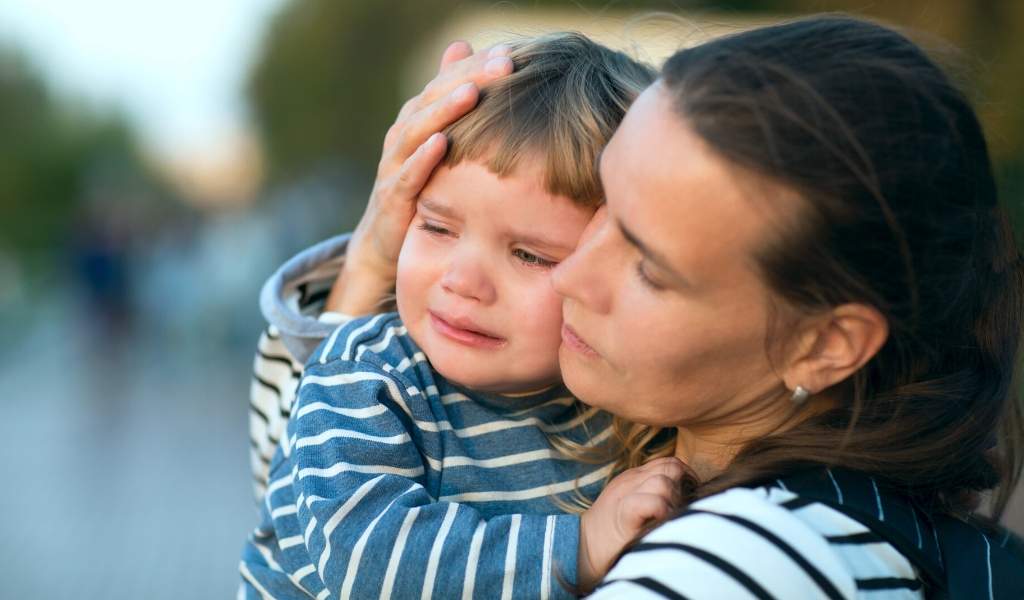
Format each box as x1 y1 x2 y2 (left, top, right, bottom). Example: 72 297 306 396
0 0 286 162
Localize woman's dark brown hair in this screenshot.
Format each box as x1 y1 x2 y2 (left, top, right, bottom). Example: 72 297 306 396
655 15 1024 518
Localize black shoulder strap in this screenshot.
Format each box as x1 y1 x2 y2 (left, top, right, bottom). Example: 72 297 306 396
768 468 1024 600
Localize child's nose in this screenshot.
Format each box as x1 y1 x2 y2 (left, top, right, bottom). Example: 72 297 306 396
440 255 496 304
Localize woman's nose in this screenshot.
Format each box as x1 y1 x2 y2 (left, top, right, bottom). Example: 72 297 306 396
441 254 497 304
552 207 612 312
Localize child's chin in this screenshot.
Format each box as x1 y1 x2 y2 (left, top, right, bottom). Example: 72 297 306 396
432 359 503 392
433 358 561 395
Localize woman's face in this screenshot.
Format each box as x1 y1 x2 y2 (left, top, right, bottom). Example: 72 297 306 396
553 84 793 430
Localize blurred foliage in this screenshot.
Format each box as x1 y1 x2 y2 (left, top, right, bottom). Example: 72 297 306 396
247 1 454 184
249 0 1022 222
247 0 703 185
0 47 173 271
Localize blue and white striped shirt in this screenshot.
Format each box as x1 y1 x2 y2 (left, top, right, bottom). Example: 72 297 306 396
241 312 613 599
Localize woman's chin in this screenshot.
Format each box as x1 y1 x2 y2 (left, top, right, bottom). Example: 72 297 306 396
559 348 608 405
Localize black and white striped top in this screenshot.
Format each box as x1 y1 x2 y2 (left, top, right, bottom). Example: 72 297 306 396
590 485 924 599
249 234 352 501
250 316 347 502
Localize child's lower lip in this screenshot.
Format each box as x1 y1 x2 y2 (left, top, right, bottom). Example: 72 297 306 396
429 313 507 349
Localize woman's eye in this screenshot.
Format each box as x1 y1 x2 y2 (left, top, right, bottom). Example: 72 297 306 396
417 222 453 237
635 261 664 290
512 248 557 268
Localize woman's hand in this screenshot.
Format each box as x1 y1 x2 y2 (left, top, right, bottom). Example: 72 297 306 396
578 457 687 592
325 41 514 315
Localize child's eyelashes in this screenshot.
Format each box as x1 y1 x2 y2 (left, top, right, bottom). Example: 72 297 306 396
415 221 557 269
417 222 454 237
512 248 557 268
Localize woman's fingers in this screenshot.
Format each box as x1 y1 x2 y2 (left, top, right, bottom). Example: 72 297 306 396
428 43 512 101
385 43 513 158
391 82 479 159
392 133 448 200
396 44 512 123
439 40 473 70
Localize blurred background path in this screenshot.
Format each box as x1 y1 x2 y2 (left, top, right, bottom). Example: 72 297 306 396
0 298 253 598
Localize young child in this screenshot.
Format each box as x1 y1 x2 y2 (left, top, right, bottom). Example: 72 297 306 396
241 33 658 599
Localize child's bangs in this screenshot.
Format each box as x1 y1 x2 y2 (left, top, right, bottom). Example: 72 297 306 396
442 109 604 209
437 32 657 209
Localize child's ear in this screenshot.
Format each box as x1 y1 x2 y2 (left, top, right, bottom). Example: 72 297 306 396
782 303 889 397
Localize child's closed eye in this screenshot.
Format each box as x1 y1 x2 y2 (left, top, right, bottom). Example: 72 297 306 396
417 222 454 237
512 248 557 268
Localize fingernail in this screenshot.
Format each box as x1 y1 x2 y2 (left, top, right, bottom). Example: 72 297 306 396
428 132 445 146
485 56 512 76
488 44 511 58
453 82 475 101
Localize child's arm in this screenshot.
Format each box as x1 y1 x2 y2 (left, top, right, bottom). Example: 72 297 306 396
269 358 581 599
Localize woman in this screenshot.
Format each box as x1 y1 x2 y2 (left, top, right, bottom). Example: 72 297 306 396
250 15 1024 598
557 17 1024 598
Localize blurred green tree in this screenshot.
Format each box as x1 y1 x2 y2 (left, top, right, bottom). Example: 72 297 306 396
247 1 458 185
0 47 159 271
246 0 696 187
248 0 1023 229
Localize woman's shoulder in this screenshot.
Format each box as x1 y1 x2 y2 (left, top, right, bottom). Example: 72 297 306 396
591 486 923 599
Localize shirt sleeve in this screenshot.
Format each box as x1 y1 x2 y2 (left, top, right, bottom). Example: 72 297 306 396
264 358 580 600
259 233 352 364
588 488 857 600
250 233 354 501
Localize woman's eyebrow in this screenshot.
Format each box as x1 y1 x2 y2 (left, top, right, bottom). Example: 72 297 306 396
617 220 694 287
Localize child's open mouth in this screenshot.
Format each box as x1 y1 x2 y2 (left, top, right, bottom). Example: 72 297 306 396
428 311 507 349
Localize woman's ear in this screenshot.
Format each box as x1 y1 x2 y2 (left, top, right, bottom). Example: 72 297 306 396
783 303 889 396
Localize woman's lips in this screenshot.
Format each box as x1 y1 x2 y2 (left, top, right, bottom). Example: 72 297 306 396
429 311 507 349
561 323 599 357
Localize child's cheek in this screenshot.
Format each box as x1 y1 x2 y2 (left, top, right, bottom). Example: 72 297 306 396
395 232 426 309
515 275 567 350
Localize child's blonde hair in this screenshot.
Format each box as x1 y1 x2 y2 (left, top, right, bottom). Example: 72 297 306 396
442 31 656 208
442 32 673 509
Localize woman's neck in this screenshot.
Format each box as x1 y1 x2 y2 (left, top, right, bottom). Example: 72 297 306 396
673 392 837 480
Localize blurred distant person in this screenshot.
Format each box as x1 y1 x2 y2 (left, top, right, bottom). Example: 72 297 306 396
240 33 669 598
70 204 134 346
